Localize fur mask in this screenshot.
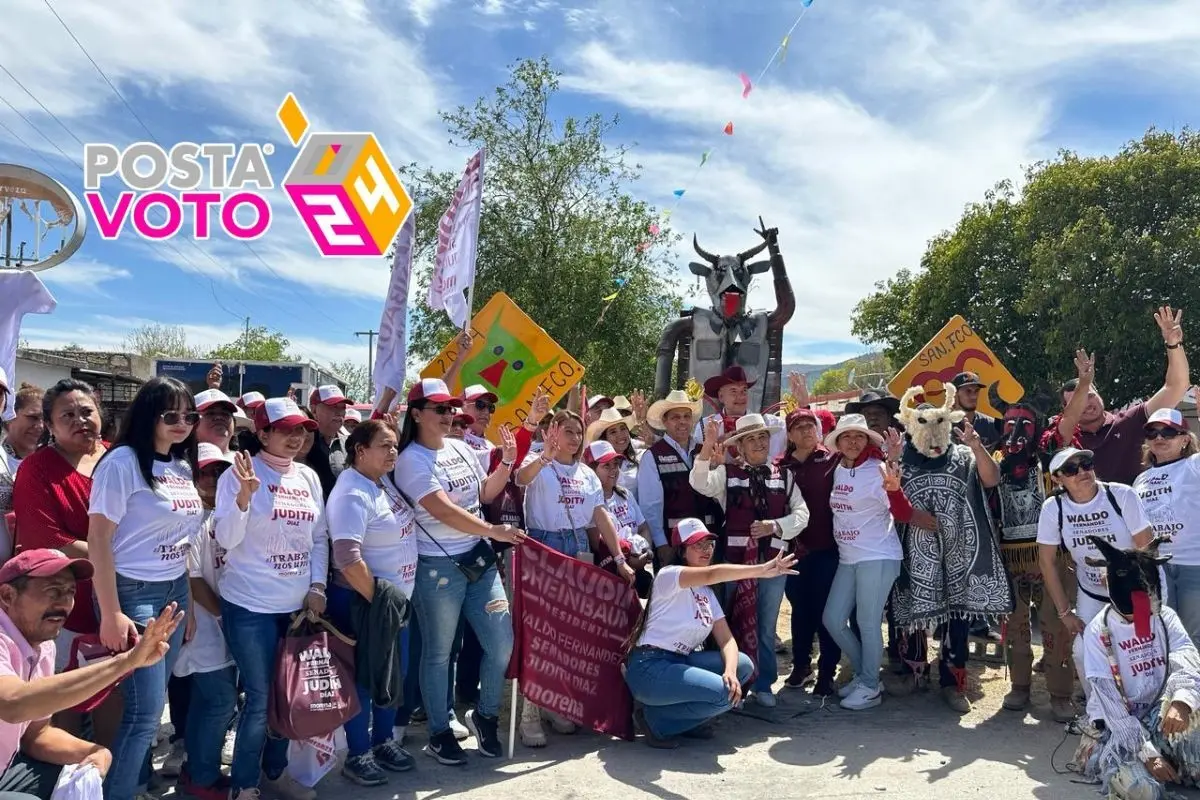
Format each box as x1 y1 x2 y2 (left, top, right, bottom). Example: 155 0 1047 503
1085 535 1171 639
896 383 963 458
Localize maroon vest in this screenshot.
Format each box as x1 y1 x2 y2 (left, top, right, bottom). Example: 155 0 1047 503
723 462 789 564
649 438 718 534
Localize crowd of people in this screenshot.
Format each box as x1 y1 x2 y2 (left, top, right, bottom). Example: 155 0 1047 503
1 306 1199 800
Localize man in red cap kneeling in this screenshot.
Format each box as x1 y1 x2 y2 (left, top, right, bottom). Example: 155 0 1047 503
0 549 181 799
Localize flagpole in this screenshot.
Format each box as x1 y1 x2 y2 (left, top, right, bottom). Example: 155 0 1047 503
507 680 518 760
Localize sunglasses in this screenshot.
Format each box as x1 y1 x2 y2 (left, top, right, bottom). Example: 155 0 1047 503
427 404 455 416
474 400 497 413
1057 458 1095 477
160 411 201 426
1146 428 1184 441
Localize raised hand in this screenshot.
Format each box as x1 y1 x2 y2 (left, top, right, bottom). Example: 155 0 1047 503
1155 306 1184 347
884 428 903 461
788 372 808 405
125 602 185 668
233 451 260 511
761 551 799 578
1074 349 1096 385
702 418 722 454
753 215 779 248
630 389 648 422
206 362 223 390
499 424 518 464
879 461 902 492
453 331 474 362
542 422 562 461
527 387 550 429
954 423 982 450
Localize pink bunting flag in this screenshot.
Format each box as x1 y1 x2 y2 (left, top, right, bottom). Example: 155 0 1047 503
739 72 753 98
636 242 651 253
723 121 734 135
648 223 660 236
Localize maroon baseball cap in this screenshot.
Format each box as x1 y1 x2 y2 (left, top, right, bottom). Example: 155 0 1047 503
0 549 94 584
786 408 818 429
408 379 462 406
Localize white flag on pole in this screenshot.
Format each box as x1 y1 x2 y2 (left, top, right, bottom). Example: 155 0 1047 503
427 148 484 327
373 213 415 405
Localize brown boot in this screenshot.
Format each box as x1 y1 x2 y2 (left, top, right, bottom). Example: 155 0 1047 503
943 667 971 714
1002 685 1031 711
1050 695 1076 723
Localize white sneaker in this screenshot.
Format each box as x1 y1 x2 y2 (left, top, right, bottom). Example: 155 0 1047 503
840 683 882 711
161 741 186 777
221 729 235 767
837 677 861 699
754 690 777 708
393 725 407 746
449 716 470 742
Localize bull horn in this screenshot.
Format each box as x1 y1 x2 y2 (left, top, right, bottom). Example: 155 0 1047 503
692 235 719 265
987 382 1010 416
738 240 769 262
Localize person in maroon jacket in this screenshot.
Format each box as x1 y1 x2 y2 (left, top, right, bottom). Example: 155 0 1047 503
776 409 841 696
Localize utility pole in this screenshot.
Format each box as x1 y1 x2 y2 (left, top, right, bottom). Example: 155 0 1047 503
355 330 378 402
240 316 250 395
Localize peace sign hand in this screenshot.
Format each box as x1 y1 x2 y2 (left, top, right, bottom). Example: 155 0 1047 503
753 215 779 248
499 424 518 465
526 387 550 431
879 461 902 492
1074 349 1096 385
233 451 260 511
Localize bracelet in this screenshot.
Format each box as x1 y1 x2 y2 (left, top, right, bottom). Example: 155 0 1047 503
1058 608 1072 619
308 586 326 598
614 555 627 566
1166 342 1182 350
501 460 514 468
538 456 552 467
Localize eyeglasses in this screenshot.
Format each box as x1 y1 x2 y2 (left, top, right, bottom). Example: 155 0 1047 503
688 539 717 552
427 404 455 416
474 400 496 413
1057 458 1095 477
160 411 201 426
1146 428 1184 441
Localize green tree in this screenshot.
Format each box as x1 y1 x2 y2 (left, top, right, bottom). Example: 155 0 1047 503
811 366 850 395
851 129 1200 406
329 359 371 403
208 326 296 362
122 323 204 358
400 57 683 394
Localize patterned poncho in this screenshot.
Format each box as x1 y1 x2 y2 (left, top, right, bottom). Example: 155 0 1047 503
890 443 1013 631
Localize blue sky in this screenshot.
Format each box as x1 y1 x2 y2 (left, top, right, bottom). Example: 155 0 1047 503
2 0 1198 378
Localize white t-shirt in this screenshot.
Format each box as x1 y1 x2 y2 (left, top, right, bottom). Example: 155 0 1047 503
829 459 903 564
616 457 639 501
394 438 487 558
521 457 605 532
327 469 418 598
0 271 55 423
1083 605 1193 707
214 457 330 614
603 489 650 555
175 512 234 677
637 566 724 654
1036 483 1152 599
1134 455 1200 566
89 447 202 582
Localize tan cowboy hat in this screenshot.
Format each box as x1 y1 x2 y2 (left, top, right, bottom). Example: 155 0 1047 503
586 407 632 444
647 390 702 430
612 395 634 415
823 413 885 450
722 414 772 447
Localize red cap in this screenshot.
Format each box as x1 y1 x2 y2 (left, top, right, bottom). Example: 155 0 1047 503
309 385 350 407
671 518 717 548
452 408 476 426
0 548 95 584
463 384 498 404
194 389 237 414
786 408 818 429
238 391 266 410
254 398 319 431
408 379 462 406
583 440 623 466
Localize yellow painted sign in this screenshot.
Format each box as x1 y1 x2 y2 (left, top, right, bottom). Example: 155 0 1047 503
887 315 1023 417
421 292 584 439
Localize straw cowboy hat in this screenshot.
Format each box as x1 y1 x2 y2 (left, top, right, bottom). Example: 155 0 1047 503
586 407 632 444
823 413 885 450
722 414 772 447
647 389 703 429
612 395 634 415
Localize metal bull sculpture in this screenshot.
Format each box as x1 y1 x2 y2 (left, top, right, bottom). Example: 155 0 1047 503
654 217 795 412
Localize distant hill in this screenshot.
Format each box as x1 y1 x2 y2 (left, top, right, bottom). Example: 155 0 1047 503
781 352 890 393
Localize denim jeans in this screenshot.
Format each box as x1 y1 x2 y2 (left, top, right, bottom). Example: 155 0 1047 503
528 528 589 557
221 599 292 793
1165 563 1200 646
103 572 189 800
822 559 901 691
327 584 399 756
397 608 460 727
186 666 238 785
625 648 754 738
412 555 512 736
785 548 841 682
755 575 788 691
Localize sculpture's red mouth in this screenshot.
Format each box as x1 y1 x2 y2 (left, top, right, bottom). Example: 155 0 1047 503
721 289 743 317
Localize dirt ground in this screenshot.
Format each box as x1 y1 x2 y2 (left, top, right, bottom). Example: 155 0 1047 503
154 605 1136 799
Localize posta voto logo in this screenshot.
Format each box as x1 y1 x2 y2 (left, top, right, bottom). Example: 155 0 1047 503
82 94 412 257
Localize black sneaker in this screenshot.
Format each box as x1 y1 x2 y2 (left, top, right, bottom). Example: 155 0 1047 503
372 740 415 772
424 728 468 766
465 709 502 758
342 753 388 787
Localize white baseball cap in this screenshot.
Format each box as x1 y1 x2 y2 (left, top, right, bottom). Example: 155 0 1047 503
1048 447 1095 475
309 385 350 407
238 391 266 410
197 442 235 469
407 379 461 406
344 408 363 424
463 384 498 404
671 518 717 548
583 440 623 466
194 389 236 414
1145 408 1188 433
255 397 319 431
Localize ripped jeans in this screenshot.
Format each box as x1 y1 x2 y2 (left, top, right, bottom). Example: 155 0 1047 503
412 554 513 737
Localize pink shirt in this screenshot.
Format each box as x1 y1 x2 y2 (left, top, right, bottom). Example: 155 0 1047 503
0 607 54 772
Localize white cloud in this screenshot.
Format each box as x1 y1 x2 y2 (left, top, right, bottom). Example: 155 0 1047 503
557 0 1200 352
38 257 131 290
406 0 447 26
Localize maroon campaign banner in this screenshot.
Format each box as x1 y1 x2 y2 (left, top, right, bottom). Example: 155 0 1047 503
506 539 642 741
